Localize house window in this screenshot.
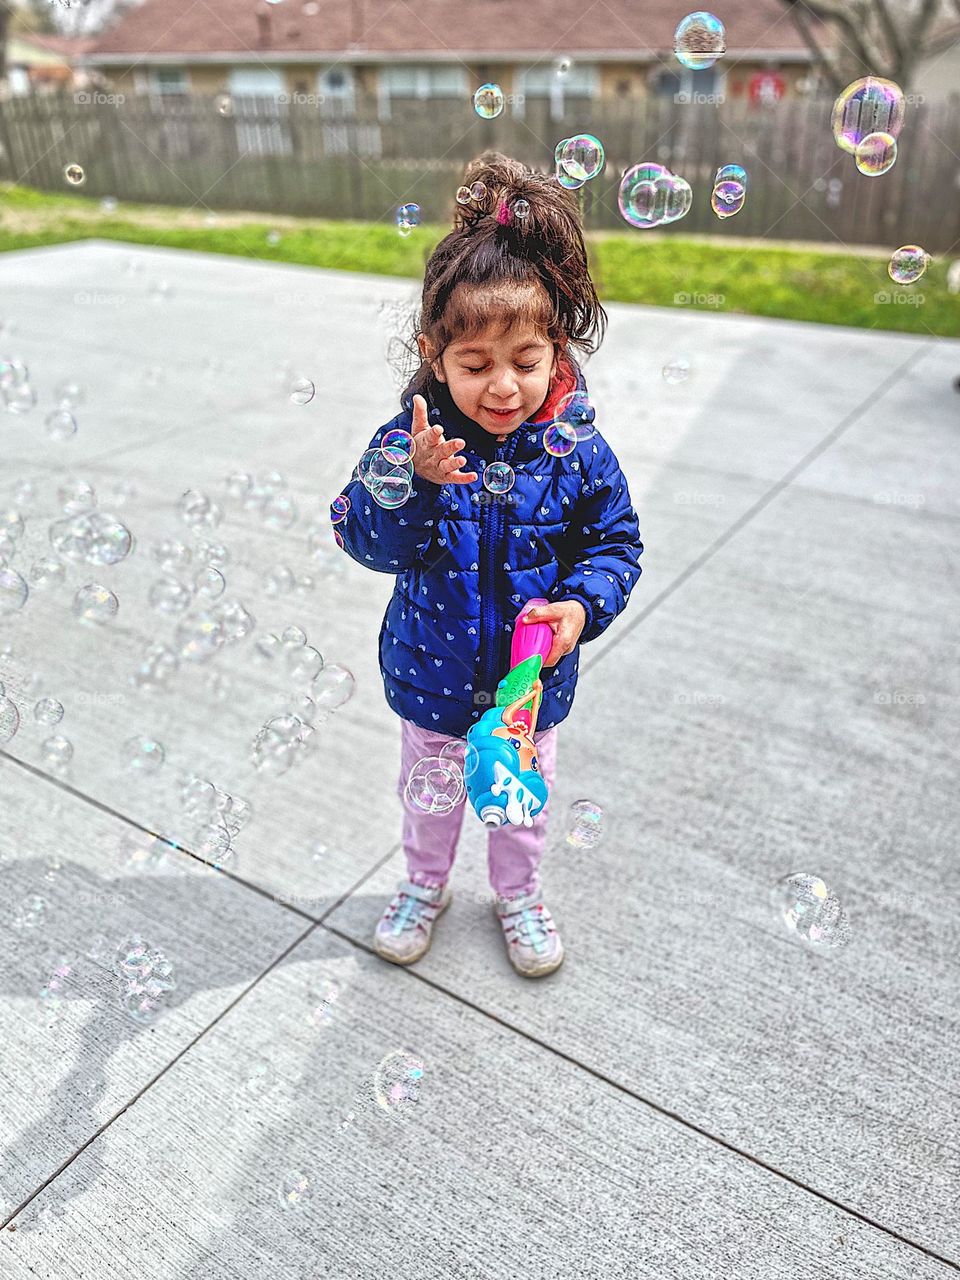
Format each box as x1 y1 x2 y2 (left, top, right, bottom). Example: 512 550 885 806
227 66 292 156
379 64 468 99
150 66 189 95
318 65 355 102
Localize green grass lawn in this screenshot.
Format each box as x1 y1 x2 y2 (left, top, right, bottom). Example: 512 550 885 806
1 183 957 337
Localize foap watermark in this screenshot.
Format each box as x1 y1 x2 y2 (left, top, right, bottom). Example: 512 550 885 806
674 691 726 707
674 290 726 309
874 689 926 706
873 490 925 508
275 91 326 107
874 290 925 306
74 290 126 308
675 90 725 105
673 491 726 506
76 690 127 707
274 291 311 307
74 90 125 107
473 689 494 707
475 490 520 508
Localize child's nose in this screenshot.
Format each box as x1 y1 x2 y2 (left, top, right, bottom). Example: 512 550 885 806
487 368 519 398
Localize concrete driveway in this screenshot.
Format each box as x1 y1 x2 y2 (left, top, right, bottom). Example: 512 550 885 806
0 241 957 1278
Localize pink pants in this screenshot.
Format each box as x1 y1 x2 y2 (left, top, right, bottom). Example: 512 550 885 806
397 718 559 900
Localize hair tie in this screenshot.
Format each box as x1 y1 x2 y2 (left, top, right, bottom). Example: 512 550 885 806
495 200 512 226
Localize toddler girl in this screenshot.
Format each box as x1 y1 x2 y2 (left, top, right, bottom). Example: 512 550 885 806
332 151 643 977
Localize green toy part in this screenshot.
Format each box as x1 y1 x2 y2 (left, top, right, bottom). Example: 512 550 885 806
495 654 542 708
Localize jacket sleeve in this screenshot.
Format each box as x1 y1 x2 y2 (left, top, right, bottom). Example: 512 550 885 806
330 414 447 574
548 436 643 644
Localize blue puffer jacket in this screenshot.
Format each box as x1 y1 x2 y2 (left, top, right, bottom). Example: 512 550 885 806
332 359 643 738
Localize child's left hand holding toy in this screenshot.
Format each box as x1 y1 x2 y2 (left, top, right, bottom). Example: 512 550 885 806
521 601 587 667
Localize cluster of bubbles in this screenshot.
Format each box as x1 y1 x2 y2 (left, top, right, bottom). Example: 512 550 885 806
711 164 747 221
473 83 504 120
252 626 355 776
226 466 302 533
177 774 253 867
338 424 418 519
395 203 421 238
565 799 605 849
773 873 850 949
618 163 692 230
546 388 597 457
403 741 473 815
0 678 74 768
674 11 726 70
554 134 605 191
1 360 81 437
113 934 177 1024
455 180 492 208
831 76 904 178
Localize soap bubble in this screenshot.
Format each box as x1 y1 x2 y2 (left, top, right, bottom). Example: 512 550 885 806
277 1172 314 1210
618 163 692 229
34 698 64 726
888 244 928 284
373 1050 425 1122
483 461 515 495
552 389 596 442
513 199 530 220
44 409 78 441
2 380 36 414
41 735 73 770
0 696 20 743
178 489 221 527
312 663 355 711
395 203 421 238
73 583 119 624
543 423 579 457
469 181 487 202
773 872 850 948
64 162 86 186
855 131 897 177
473 83 504 119
49 511 133 565
566 798 605 848
382 428 416 461
194 566 226 600
715 164 747 189
149 578 192 615
124 736 165 773
558 134 605 182
287 376 315 405
674 11 725 70
832 77 905 154
662 358 691 385
455 185 472 205
176 610 225 662
404 755 464 815
711 179 746 219
0 567 28 613
130 642 179 692
370 470 412 510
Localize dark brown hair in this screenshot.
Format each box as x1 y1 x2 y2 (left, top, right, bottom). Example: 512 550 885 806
402 151 606 406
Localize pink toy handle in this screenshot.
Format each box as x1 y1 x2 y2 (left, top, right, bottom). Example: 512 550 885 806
511 598 553 669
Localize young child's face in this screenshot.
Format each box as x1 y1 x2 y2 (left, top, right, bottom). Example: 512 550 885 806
432 324 556 436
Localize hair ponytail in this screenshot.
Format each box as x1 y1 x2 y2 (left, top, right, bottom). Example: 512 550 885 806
403 150 606 405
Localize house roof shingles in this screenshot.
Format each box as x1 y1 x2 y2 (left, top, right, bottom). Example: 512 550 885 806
85 0 813 61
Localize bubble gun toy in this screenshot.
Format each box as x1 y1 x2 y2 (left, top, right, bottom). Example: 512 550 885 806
465 598 554 829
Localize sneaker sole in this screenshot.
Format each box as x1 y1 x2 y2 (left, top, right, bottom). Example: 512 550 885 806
372 891 452 966
509 946 565 978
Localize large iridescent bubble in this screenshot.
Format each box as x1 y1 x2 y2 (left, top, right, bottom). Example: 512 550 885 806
674 11 725 71
831 77 905 155
618 163 692 229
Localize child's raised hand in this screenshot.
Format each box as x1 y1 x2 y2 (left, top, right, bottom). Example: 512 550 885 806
410 394 478 486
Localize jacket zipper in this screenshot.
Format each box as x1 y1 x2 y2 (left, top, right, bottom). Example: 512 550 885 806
479 432 520 705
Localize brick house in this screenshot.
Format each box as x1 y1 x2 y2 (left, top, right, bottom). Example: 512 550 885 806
80 0 824 117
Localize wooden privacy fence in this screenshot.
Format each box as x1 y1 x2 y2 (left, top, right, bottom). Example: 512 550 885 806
1 90 959 251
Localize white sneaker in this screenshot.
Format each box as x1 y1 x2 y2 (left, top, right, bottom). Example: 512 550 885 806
495 887 564 977
373 879 452 966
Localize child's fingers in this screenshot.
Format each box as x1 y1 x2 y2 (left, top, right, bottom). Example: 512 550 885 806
410 394 430 435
